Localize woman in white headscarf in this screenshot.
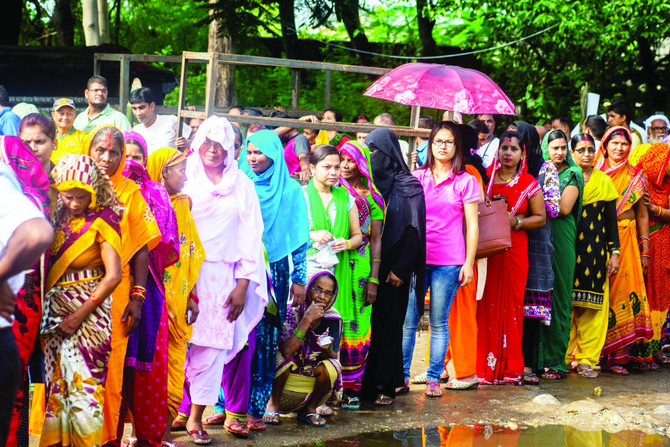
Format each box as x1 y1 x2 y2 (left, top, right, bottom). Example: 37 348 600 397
183 116 267 442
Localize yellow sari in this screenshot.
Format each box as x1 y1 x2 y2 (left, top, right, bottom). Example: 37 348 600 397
84 125 162 444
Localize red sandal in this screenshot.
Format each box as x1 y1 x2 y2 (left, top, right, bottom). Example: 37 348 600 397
224 418 249 438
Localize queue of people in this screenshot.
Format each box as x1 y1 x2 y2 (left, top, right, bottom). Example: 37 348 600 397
1 76 670 447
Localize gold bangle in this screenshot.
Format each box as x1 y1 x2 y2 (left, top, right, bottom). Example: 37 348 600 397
372 259 381 263
347 240 352 250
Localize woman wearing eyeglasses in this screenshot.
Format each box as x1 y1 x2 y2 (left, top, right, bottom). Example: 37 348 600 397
411 121 480 397
566 133 620 378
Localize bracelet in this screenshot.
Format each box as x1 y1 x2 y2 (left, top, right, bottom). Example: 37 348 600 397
610 249 620 255
347 240 352 250
293 327 306 339
372 259 381 263
90 292 102 304
640 252 650 257
514 216 522 230
656 206 664 217
368 278 379 285
189 293 199 304
641 254 651 258
131 285 147 302
638 236 650 242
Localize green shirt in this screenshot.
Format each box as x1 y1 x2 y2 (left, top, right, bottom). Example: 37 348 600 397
74 104 131 133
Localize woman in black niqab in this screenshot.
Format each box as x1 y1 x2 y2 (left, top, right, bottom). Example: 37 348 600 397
360 128 426 403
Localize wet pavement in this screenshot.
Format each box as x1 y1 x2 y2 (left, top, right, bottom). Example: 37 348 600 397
163 330 670 446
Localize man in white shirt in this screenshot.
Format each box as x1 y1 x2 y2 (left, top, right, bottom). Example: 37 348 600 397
473 115 498 168
129 87 190 154
0 162 53 445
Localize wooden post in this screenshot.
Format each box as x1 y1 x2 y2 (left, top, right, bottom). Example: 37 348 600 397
204 52 218 118
579 83 589 128
408 105 421 167
93 54 100 75
324 71 331 110
176 52 190 139
291 69 300 110
118 54 130 114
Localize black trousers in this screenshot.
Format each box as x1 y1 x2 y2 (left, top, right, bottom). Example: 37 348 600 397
0 327 21 447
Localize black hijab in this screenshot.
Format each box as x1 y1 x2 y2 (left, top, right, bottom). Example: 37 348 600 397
512 121 543 178
457 124 488 183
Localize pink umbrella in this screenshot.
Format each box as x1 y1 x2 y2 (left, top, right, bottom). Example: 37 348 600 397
364 63 515 115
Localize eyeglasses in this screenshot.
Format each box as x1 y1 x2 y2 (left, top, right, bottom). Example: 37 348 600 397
651 126 668 133
574 147 597 154
432 139 456 147
310 284 334 299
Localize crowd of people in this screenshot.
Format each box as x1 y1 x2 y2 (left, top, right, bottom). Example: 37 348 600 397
1 75 670 447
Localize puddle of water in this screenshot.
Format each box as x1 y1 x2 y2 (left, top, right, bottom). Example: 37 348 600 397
297 425 670 446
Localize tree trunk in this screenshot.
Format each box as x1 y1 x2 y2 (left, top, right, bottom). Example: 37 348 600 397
82 0 101 46
0 0 21 44
97 0 110 44
416 0 437 57
334 0 371 64
208 8 236 108
278 0 300 60
53 0 75 46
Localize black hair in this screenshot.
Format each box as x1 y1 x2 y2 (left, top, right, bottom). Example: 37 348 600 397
607 98 632 122
552 115 573 131
546 129 568 145
124 139 147 156
570 133 596 151
309 144 339 165
422 121 465 175
542 118 552 126
241 108 263 117
498 130 524 170
475 114 495 123
229 105 244 113
268 110 288 130
0 85 9 107
129 87 155 105
419 115 435 129
19 113 56 140
584 115 607 140
86 75 108 89
231 124 243 144
467 119 489 135
457 124 488 183
601 128 631 159
325 109 343 122
353 114 369 123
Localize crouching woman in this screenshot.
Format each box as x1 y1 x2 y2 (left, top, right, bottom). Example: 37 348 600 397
265 271 342 427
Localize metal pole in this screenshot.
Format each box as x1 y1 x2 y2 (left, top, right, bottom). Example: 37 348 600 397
118 54 130 114
408 105 421 167
324 71 331 110
291 69 300 110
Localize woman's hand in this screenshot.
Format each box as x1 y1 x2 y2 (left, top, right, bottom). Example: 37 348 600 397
300 115 319 123
58 311 85 336
310 230 333 245
122 297 143 335
386 271 403 287
224 281 247 322
363 280 378 305
303 301 324 324
186 296 200 325
290 282 306 308
459 262 474 286
330 238 350 253
508 212 517 227
607 253 620 277
641 256 649 276
642 192 652 208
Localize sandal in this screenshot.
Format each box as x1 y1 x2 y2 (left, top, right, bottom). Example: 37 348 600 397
341 395 360 410
425 380 442 397
160 443 176 447
521 372 540 385
633 362 658 371
410 371 427 384
396 380 410 395
576 364 598 378
203 413 226 425
541 369 566 380
121 437 137 447
609 365 629 375
375 393 393 405
298 412 326 427
653 352 670 365
440 368 449 382
171 416 187 431
186 429 211 445
262 411 281 425
246 418 266 431
445 379 479 390
316 404 333 416
223 418 249 438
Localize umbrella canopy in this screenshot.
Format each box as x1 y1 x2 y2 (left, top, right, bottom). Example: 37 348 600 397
364 62 515 115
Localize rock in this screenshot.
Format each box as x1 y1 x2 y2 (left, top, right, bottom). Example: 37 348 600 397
593 386 602 397
533 394 561 406
508 422 519 430
602 410 626 426
653 405 670 415
564 399 604 413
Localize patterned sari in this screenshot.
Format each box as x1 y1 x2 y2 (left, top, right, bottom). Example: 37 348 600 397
596 127 654 367
337 141 385 392
40 155 122 447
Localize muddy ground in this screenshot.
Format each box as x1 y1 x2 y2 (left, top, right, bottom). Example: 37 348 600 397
160 330 670 446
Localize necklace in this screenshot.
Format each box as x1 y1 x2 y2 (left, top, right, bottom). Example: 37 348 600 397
498 172 514 183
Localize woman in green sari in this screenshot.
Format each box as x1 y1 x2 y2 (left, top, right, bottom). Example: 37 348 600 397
337 140 384 408
540 129 584 379
303 144 363 404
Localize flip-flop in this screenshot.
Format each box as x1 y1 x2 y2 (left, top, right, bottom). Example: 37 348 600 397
171 416 188 431
203 413 226 425
341 395 360 410
396 380 410 395
521 372 540 385
246 418 266 431
375 394 393 405
186 429 211 445
121 436 137 447
425 380 442 397
160 442 176 447
541 369 566 380
223 419 249 438
298 412 326 427
609 365 629 375
445 379 479 390
576 363 598 378
262 411 281 425
316 404 333 416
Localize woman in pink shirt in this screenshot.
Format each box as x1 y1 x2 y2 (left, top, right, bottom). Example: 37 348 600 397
410 121 480 397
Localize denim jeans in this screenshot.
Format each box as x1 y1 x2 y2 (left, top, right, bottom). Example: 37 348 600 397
425 265 462 381
402 285 421 382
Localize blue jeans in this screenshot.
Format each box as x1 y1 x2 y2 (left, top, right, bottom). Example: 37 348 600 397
402 284 420 382
425 265 462 381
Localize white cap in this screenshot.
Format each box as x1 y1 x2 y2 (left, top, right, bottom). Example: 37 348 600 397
644 114 669 129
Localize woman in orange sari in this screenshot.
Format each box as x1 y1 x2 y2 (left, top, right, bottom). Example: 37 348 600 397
596 126 653 374
638 142 670 366
85 125 162 444
40 154 122 446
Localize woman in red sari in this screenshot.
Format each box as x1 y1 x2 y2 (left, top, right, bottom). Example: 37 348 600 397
477 130 546 385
